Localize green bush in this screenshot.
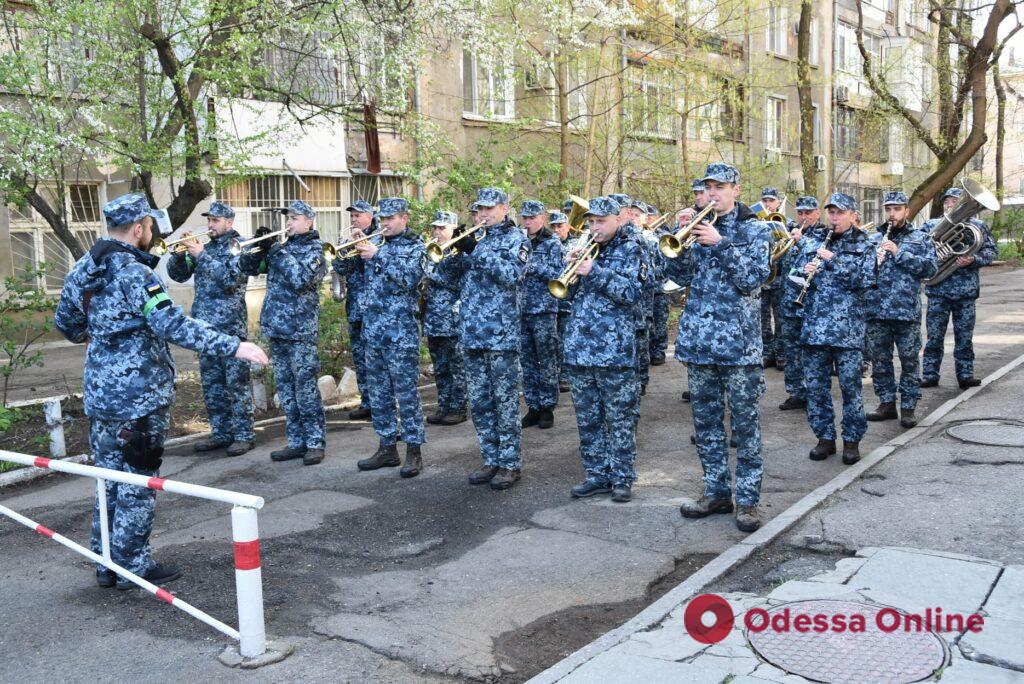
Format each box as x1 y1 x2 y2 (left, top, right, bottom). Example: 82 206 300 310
318 295 352 379
1 266 54 405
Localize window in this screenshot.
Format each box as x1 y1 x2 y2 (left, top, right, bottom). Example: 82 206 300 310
835 22 862 74
765 96 786 150
344 36 406 111
625 63 677 138
862 187 883 225
835 106 857 158
718 79 745 141
687 100 716 142
809 17 820 66
218 175 354 245
766 5 789 57
350 174 404 205
462 49 514 119
69 184 100 222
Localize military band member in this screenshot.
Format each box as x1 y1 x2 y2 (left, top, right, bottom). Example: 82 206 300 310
921 187 998 389
166 201 256 456
777 196 825 411
759 187 785 370
550 210 573 393
795 193 875 466
563 197 643 502
519 200 563 429
240 200 328 466
334 200 377 420
865 191 937 428
55 193 268 589
646 203 670 366
353 198 428 477
611 194 654 397
668 164 772 532
423 211 469 426
433 188 530 490
676 179 711 405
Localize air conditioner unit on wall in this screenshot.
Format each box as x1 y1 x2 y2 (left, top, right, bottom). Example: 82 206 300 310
834 85 850 103
815 154 827 171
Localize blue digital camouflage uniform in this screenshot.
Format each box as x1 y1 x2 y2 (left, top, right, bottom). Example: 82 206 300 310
649 219 671 363
664 169 772 506
55 193 242 576
167 213 255 444
519 225 563 411
240 202 327 450
866 203 937 410
794 195 875 443
432 189 529 470
759 189 786 364
361 204 427 446
563 200 642 486
618 218 654 394
424 239 468 416
552 214 574 387
921 213 997 382
333 204 378 412
777 219 826 401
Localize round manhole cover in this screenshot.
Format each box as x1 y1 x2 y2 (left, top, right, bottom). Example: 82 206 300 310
945 420 1024 447
745 600 946 683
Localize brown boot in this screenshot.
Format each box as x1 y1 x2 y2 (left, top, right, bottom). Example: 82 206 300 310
400 445 422 478
357 444 399 470
735 505 761 532
900 408 917 428
842 441 861 465
809 438 836 461
490 468 521 490
680 495 734 518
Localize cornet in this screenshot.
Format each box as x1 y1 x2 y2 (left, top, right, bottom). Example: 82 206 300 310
324 231 385 260
549 232 599 299
228 228 289 256
659 205 718 258
151 230 211 256
425 222 487 263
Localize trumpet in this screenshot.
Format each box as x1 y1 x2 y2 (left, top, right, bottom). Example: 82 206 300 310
659 205 717 258
324 231 385 260
549 232 599 299
647 213 671 232
426 222 487 263
228 228 289 256
151 230 211 256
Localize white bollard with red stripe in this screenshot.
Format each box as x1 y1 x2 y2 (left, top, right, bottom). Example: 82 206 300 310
231 506 266 658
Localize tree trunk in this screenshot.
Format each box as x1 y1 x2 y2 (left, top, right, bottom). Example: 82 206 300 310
556 48 571 188
993 62 1006 236
796 0 817 197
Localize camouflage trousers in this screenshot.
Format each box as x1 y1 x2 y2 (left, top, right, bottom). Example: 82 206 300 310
688 363 764 506
464 349 522 470
650 293 669 361
867 319 922 409
556 311 571 384
90 407 170 575
366 345 425 446
427 336 467 414
271 339 326 450
803 345 866 443
198 353 255 442
635 325 651 393
923 295 977 382
349 320 371 410
568 366 639 487
760 288 783 362
780 316 806 400
520 313 559 410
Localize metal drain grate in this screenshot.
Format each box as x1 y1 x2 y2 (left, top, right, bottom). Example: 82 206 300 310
745 600 946 683
946 420 1024 447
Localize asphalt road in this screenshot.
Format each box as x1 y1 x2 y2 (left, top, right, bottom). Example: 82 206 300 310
1 267 1022 683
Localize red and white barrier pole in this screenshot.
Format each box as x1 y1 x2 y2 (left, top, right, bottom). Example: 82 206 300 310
231 506 266 658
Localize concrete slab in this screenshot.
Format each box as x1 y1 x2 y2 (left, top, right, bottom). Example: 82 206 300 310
942 654 1024 683
985 566 1024 621
765 580 865 603
959 616 1024 672
558 651 735 684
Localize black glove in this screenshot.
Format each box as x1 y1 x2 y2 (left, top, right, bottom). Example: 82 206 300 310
453 224 478 255
250 226 272 257
119 414 164 472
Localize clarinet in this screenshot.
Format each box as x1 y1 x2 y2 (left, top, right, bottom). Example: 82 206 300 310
794 228 835 308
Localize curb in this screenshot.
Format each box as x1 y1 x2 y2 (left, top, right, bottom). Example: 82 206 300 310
527 348 1024 684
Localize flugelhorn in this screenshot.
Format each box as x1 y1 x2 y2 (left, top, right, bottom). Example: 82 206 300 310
549 231 599 299
152 230 211 256
426 222 487 263
324 231 385 260
659 204 717 258
228 228 289 256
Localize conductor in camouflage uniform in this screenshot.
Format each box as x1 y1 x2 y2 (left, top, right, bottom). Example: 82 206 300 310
55 192 268 590
167 201 256 456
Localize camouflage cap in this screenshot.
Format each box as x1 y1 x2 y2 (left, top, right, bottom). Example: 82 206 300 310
824 192 858 212
583 196 622 217
795 196 819 211
377 197 409 217
645 203 659 216
691 179 706 193
562 199 574 213
700 163 740 185
277 199 316 219
883 190 909 206
942 187 964 201
549 211 569 225
628 198 647 211
469 202 481 212
475 187 508 207
201 200 236 219
346 200 376 214
520 200 546 217
431 210 458 226
103 192 164 231
608 193 632 206
761 187 781 200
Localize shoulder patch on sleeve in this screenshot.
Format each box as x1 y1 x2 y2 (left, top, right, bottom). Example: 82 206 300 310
639 260 649 282
308 255 324 272
142 281 172 316
518 242 531 263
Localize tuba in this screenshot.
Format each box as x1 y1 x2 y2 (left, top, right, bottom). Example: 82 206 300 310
924 179 1000 286
566 195 590 235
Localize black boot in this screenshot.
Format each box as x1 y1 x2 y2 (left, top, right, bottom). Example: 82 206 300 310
194 436 231 452
226 440 255 457
779 396 807 411
842 441 861 465
400 445 422 478
357 444 400 470
611 485 632 503
437 412 467 426
680 495 734 518
426 411 445 425
681 391 691 403
763 358 777 368
571 480 612 498
537 408 554 429
348 406 372 420
959 377 981 389
921 377 939 388
809 438 836 461
866 401 898 422
900 408 917 428
270 445 306 462
735 505 761 532
650 355 666 366
303 448 324 466
521 408 541 428
469 465 499 485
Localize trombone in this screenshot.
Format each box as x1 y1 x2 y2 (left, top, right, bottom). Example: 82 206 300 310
549 231 599 299
228 228 289 256
659 204 717 258
151 230 211 256
425 222 487 263
323 231 385 260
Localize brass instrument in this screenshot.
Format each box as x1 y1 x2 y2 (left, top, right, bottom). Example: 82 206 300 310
228 228 289 256
647 213 671 232
566 195 590 235
425 222 487 263
549 231 599 299
151 230 211 256
794 221 875 307
765 234 798 285
659 204 717 258
752 196 788 224
324 231 385 260
924 178 1000 286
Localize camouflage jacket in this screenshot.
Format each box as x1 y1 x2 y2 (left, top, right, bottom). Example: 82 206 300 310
423 253 467 338
779 222 826 319
621 222 655 329
519 229 563 316
868 222 938 321
361 229 425 350
166 229 249 339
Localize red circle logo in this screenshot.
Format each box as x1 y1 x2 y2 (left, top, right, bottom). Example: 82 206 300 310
684 593 735 644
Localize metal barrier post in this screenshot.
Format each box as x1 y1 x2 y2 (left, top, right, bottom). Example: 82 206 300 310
96 479 111 562
231 506 267 658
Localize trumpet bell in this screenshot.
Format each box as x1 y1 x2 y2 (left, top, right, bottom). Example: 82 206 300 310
426 242 446 264
658 234 684 259
548 278 571 300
